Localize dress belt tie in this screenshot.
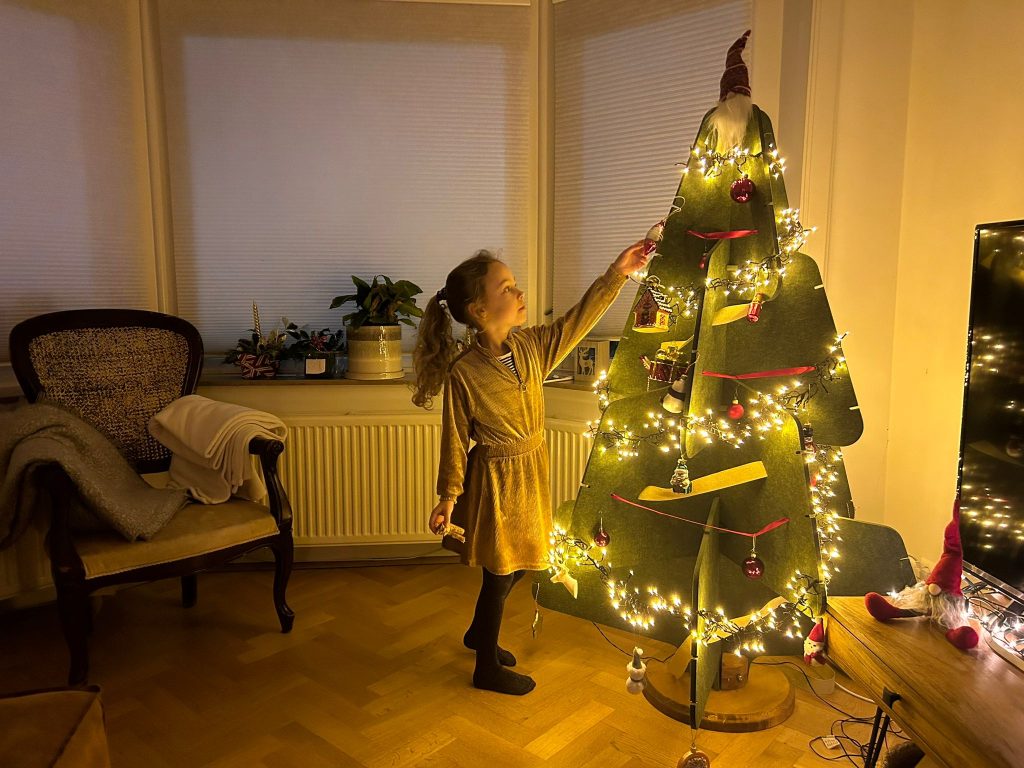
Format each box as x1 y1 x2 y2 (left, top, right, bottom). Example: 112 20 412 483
476 432 545 459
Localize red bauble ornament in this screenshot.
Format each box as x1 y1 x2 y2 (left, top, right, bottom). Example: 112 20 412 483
742 553 765 580
730 175 755 203
727 399 745 420
594 529 610 547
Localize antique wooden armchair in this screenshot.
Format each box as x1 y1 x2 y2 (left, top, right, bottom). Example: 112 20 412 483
8 309 294 685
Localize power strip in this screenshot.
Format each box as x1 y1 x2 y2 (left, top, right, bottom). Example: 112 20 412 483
821 735 840 750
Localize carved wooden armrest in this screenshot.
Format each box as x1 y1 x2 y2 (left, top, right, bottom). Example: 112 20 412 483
248 437 292 530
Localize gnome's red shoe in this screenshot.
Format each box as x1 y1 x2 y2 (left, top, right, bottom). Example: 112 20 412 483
864 592 917 621
946 625 980 650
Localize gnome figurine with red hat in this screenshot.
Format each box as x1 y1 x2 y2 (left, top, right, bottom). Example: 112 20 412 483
707 29 753 153
803 620 826 666
863 501 979 651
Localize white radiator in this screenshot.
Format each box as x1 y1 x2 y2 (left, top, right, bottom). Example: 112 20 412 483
0 417 592 600
279 416 590 544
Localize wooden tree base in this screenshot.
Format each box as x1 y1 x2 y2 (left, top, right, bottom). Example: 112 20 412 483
642 657 795 732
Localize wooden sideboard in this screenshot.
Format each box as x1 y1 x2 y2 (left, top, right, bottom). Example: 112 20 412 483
826 595 1024 767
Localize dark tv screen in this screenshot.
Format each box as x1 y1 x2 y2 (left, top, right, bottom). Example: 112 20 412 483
958 220 1024 600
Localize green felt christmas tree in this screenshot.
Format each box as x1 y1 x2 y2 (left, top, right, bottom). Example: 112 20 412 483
539 31 914 739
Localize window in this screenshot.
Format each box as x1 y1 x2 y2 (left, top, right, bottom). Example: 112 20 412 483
0 0 156 362
158 0 531 353
552 0 752 336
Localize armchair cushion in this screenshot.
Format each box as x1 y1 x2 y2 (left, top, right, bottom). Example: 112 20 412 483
75 497 280 578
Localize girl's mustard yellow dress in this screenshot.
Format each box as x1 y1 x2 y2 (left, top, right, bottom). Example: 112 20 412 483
438 266 628 575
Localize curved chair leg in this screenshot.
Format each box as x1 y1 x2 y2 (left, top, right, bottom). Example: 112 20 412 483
56 579 91 686
181 574 198 608
270 536 295 633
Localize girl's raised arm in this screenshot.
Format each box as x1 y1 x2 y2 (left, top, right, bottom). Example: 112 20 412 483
520 266 629 377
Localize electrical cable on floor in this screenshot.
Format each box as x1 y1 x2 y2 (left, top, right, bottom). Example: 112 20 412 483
751 659 865 719
835 680 875 703
590 620 677 663
586 626 916 766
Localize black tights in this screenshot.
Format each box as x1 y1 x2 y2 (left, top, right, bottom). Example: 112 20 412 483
468 568 525 670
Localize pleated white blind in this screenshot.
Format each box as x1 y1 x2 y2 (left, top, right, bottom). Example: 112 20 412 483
0 0 155 363
552 0 751 336
158 0 531 354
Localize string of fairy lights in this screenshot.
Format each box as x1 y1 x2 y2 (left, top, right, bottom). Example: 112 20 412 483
547 524 820 650
627 274 702 321
552 338 849 646
543 136 851 652
585 341 848 458
585 409 750 460
687 141 786 181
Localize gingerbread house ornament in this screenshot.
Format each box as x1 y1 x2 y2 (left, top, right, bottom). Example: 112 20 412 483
633 282 674 333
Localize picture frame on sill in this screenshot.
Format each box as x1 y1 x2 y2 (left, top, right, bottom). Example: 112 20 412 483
574 336 618 383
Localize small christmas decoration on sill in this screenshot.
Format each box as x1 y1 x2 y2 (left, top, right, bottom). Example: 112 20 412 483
284 321 345 379
224 302 288 379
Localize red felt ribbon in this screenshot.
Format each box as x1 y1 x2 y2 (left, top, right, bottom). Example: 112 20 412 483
687 229 759 240
702 366 815 380
611 493 789 539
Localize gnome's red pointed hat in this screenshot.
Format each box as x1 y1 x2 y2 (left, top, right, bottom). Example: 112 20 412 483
807 620 824 644
719 30 751 101
925 500 965 596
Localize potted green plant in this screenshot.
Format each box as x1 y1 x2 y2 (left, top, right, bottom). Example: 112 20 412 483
224 302 288 379
331 275 423 380
284 322 345 378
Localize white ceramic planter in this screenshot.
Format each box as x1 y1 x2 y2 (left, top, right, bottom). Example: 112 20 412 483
345 324 403 380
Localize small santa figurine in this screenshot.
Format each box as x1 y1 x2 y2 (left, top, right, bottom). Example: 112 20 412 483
863 500 979 650
803 620 826 666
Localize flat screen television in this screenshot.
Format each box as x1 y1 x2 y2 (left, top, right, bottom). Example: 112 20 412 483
957 219 1024 603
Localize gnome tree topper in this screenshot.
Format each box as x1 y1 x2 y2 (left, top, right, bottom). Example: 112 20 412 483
707 29 752 153
863 501 980 651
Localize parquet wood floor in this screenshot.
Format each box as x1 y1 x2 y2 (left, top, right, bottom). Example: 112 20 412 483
0 564 897 767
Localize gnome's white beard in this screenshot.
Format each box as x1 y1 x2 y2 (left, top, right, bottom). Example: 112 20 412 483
708 93 753 153
889 581 970 631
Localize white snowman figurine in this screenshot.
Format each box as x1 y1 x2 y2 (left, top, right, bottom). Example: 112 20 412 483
625 647 647 694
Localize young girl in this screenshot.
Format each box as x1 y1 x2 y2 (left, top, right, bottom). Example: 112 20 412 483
412 241 649 695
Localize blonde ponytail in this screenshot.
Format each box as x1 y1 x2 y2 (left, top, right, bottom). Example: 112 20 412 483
411 250 498 409
412 295 457 409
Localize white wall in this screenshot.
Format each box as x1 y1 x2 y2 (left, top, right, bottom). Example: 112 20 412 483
885 0 1024 562
806 0 1024 563
803 1 914 529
